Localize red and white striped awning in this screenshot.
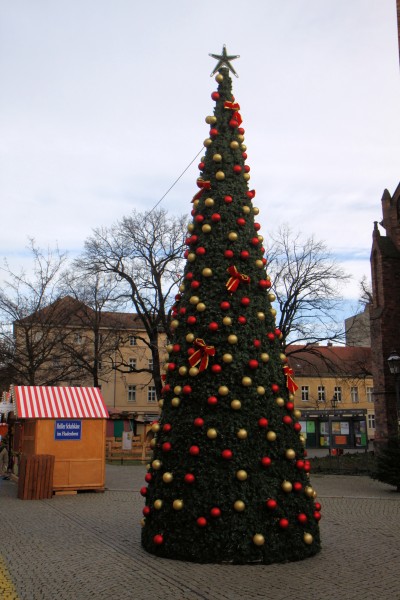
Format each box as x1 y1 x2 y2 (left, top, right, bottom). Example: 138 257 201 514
12 386 109 419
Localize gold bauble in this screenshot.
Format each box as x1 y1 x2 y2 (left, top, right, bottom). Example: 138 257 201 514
257 386 266 395
186 333 195 343
158 399 164 408
193 199 199 208
260 353 270 362
313 490 318 499
275 397 285 407
281 480 293 493
215 73 224 82
170 319 179 329
304 486 314 497
215 170 225 180
279 353 287 362
266 431 277 442
163 472 173 483
223 316 232 326
140 518 146 527
154 499 163 510
163 363 169 372
230 140 239 149
237 134 244 143
270 308 277 317
242 376 252 387
253 207 260 215
207 428 218 439
253 534 265 546
166 344 173 353
204 197 215 207
289 393 294 401
236 470 248 481
242 205 251 214
218 385 229 396
150 439 156 449
269 293 276 302
231 400 242 410
303 533 313 545
299 435 306 445
196 302 206 312
202 267 212 277
241 143 247 151
151 422 160 433
189 367 199 377
237 428 247 438
179 282 186 291
228 334 238 344
187 253 196 262
173 499 183 510
294 409 302 419
152 459 162 470
228 231 238 241
203 138 213 147
285 449 296 460
257 311 265 320
213 153 222 162
205 115 217 124
187 223 195 232
234 500 246 512
174 385 182 394
243 173 250 181
189 295 200 305
222 353 233 363
257 234 264 242
179 366 188 376
202 224 212 233
255 259 264 268
171 397 181 407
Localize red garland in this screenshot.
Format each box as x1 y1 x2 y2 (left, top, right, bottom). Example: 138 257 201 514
283 365 298 393
226 265 250 292
188 338 216 372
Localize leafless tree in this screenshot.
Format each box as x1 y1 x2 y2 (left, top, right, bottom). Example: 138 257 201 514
79 208 187 398
265 225 351 355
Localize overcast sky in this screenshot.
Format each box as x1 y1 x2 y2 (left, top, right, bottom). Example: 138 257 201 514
1 0 399 306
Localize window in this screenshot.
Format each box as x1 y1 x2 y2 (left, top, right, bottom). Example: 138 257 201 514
301 386 309 401
318 386 326 403
148 358 154 371
129 336 136 346
351 386 359 403
129 358 137 372
333 386 342 403
127 385 136 403
368 414 375 429
147 385 157 403
366 387 374 403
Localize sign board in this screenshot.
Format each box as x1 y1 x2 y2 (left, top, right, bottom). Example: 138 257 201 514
54 420 82 441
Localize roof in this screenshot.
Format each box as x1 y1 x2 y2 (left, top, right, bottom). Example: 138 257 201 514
287 345 372 378
12 386 109 419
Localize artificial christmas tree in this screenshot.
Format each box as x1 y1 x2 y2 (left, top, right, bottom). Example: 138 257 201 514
141 48 321 564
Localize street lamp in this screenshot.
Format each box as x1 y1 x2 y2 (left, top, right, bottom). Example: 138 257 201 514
387 350 400 428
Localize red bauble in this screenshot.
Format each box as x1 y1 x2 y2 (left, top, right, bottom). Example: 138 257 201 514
195 214 204 223
191 209 196 216
211 364 222 374
211 213 221 222
258 279 271 289
314 502 322 511
153 534 164 545
304 460 311 473
261 456 272 468
179 307 186 315
296 460 305 470
168 362 176 371
271 383 280 392
244 165 250 173
297 513 308 525
224 195 233 204
248 359 259 369
242 152 247 159
190 235 198 244
236 217 246 226
196 246 206 256
253 339 261 348
238 315 247 325
187 348 195 356
293 422 302 432
224 250 234 259
145 473 152 483
211 91 219 100
197 517 207 527
163 423 172 432
189 445 200 456
185 237 192 246
185 272 194 280
258 417 268 428
240 250 250 259
233 165 242 174
282 415 292 425
162 442 172 452
198 162 205 170
251 237 260 246
275 328 282 336
254 222 261 231
184 473 195 484
266 498 277 510
229 118 239 128
193 418 204 427
314 511 322 521
161 384 170 393
191 280 200 290
182 385 192 395
220 301 231 311
267 332 275 341
207 395 218 406
262 258 267 265
208 321 219 332
238 127 245 135
187 316 197 325
184 250 189 259
247 190 255 199
286 401 295 412
210 507 221 518
172 344 181 352
240 297 250 307
140 486 148 497
221 449 233 460
279 518 289 529
293 481 303 492
143 506 151 516
209 127 218 136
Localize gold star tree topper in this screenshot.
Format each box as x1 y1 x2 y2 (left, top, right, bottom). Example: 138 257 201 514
209 45 240 78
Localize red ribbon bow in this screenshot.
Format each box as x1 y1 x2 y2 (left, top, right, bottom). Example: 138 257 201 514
188 339 216 372
283 365 298 393
226 265 250 292
191 179 211 203
224 101 242 125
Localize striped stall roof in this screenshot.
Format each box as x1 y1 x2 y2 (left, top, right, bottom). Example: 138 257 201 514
12 386 109 419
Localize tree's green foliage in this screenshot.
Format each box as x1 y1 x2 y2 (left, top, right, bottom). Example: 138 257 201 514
141 68 321 564
372 436 400 492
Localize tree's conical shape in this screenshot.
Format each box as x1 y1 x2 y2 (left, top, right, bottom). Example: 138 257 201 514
141 67 321 564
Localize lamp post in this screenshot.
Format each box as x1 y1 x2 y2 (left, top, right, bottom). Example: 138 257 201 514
387 350 400 430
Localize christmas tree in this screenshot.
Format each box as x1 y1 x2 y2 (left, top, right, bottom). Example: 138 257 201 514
141 48 322 564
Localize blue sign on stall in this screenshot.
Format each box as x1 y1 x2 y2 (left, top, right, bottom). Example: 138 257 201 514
54 420 82 441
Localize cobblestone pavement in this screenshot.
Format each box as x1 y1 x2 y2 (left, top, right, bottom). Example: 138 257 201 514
1 466 399 600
